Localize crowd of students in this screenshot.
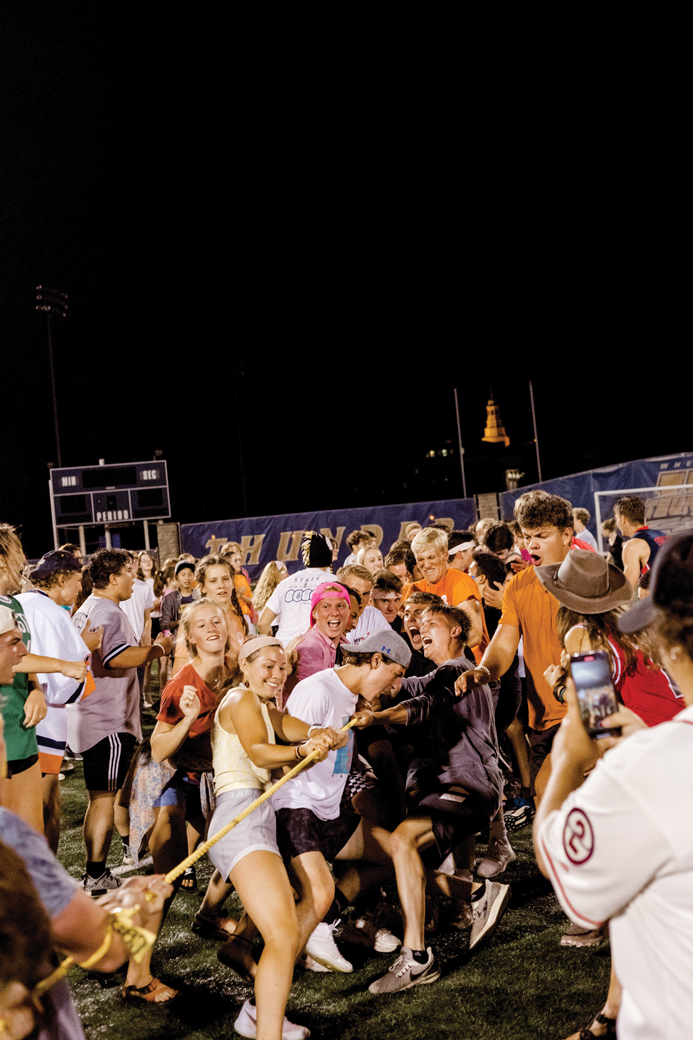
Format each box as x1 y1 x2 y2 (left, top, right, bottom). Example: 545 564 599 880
0 493 690 1040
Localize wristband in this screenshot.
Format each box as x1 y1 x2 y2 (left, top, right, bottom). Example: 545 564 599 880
295 743 305 760
476 666 491 681
307 725 320 736
554 683 567 704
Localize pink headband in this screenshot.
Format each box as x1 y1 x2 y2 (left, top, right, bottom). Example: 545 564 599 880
238 635 284 666
310 581 351 626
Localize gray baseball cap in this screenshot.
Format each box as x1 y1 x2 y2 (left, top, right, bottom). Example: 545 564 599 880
347 629 411 668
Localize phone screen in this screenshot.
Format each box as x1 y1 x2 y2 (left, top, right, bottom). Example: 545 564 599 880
570 650 621 738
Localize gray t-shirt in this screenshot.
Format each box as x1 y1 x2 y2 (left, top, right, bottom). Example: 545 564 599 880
67 595 142 753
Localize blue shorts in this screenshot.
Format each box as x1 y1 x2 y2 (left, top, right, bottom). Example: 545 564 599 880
152 771 203 819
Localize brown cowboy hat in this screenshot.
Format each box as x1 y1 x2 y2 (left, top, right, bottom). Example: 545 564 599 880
535 550 632 614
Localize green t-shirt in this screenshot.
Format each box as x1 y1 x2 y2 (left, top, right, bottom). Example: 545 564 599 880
0 594 36 763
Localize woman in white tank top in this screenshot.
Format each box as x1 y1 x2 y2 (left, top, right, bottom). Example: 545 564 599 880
209 635 346 1040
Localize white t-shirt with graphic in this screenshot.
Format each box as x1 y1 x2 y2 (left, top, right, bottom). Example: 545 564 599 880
272 668 356 820
265 567 332 645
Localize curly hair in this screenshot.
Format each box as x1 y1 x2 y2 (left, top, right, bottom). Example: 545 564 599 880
89 548 130 589
514 491 573 531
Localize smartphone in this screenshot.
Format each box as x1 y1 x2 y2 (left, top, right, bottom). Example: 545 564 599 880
570 650 621 739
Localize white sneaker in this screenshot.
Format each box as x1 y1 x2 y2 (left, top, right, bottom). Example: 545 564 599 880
122 846 135 867
234 998 310 1039
304 921 353 973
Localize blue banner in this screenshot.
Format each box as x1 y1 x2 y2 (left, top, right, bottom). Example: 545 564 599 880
500 452 693 548
181 498 477 580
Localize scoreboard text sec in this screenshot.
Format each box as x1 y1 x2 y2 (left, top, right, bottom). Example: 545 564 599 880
50 461 171 528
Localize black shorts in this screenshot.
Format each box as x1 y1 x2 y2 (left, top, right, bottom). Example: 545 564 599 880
6 753 39 779
528 724 560 786
410 784 490 863
276 783 360 863
82 733 137 792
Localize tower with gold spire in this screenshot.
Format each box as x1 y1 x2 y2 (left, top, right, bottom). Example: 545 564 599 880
482 394 510 447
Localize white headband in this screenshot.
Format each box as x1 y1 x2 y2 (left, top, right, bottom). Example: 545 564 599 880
449 541 475 555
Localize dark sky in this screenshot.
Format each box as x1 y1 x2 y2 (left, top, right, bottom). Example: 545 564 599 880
1 5 687 557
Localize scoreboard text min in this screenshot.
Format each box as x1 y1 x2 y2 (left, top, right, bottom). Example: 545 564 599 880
51 461 170 527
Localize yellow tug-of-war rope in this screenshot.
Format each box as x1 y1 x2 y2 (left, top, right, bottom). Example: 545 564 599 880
32 718 359 1000
164 716 359 884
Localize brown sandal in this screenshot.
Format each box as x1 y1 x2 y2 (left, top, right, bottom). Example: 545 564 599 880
191 911 237 941
217 935 256 982
122 977 178 1003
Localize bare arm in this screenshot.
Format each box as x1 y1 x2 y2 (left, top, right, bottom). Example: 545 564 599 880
219 690 334 769
141 608 152 646
268 704 348 748
622 538 647 589
13 654 87 680
108 634 172 670
257 606 277 635
455 622 520 694
150 686 200 762
51 876 172 972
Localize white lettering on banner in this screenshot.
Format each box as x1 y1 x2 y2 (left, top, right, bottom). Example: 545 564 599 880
277 530 304 562
360 525 383 547
240 534 265 565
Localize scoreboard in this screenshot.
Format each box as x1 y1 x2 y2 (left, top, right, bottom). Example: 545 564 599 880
50 461 171 528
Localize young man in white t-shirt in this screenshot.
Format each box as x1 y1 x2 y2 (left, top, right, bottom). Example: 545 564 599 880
273 630 410 972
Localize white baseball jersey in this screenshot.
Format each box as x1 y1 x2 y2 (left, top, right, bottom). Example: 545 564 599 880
537 704 693 1040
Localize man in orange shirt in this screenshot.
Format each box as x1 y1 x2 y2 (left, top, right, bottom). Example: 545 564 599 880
457 492 573 798
401 528 488 663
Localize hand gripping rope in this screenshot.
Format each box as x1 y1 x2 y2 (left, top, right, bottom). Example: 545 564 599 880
30 717 359 1001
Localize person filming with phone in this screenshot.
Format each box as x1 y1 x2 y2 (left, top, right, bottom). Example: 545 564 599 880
533 532 693 1040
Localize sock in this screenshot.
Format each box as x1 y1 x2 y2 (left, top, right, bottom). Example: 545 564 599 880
471 881 487 902
86 860 106 878
411 949 429 964
324 888 351 924
121 833 130 850
490 820 507 840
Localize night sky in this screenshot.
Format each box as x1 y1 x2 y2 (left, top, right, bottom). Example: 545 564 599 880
1 5 687 558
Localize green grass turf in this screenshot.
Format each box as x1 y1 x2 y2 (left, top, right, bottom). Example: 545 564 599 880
57 710 610 1040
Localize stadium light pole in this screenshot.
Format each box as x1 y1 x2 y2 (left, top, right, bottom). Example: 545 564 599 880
36 286 68 468
453 388 468 499
529 379 543 483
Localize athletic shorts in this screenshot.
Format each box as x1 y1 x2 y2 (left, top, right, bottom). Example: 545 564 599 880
276 783 360 863
410 784 490 863
82 733 137 792
6 753 39 779
208 789 281 880
528 724 560 786
152 771 202 818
